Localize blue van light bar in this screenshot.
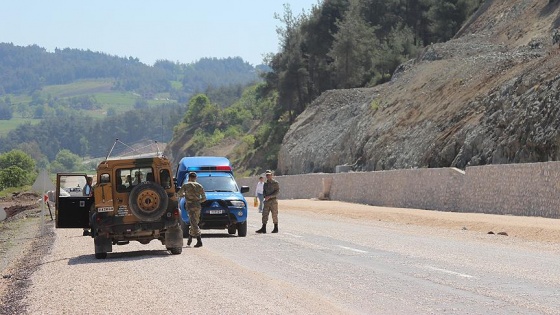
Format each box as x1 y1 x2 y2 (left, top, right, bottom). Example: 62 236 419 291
187 166 232 172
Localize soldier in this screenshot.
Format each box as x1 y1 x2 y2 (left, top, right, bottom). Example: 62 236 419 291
256 170 280 234
177 172 206 247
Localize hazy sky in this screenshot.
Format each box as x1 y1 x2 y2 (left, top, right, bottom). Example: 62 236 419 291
1 1 319 66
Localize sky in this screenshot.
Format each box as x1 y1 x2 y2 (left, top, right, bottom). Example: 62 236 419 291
0 0 319 66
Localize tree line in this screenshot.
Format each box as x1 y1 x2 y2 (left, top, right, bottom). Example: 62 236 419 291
0 43 260 100
264 0 483 124
0 104 184 166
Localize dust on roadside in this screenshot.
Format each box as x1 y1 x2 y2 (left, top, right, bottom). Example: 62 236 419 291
0 194 55 315
280 199 560 245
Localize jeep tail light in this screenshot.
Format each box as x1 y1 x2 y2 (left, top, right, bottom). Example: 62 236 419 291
173 209 180 217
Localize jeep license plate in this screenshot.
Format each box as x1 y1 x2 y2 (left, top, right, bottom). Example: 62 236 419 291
208 210 223 214
98 207 114 212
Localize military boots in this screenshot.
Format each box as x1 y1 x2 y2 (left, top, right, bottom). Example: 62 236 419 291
187 235 193 246
271 224 278 233
194 236 203 248
255 224 266 234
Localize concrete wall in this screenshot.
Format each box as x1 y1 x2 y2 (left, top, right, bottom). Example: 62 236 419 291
237 161 560 219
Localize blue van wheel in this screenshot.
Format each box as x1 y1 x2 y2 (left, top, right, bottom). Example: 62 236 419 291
237 221 247 237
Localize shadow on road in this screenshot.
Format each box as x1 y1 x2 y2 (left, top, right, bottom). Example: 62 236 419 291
67 249 172 265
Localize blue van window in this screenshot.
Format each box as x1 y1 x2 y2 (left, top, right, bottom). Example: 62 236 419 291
197 176 238 192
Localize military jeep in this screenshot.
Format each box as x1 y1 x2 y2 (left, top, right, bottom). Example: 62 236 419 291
56 155 183 259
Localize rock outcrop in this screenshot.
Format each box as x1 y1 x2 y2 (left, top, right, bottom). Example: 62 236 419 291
278 0 560 175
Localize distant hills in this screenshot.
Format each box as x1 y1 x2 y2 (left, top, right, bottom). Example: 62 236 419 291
0 43 264 165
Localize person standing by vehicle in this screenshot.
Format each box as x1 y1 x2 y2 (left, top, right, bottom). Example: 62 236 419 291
255 176 264 213
83 177 93 197
82 176 93 236
177 172 206 247
256 170 280 234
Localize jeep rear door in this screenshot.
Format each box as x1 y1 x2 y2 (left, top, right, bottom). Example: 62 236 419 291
56 173 93 228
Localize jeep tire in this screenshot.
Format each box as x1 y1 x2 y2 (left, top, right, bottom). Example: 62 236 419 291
129 182 168 221
169 247 182 255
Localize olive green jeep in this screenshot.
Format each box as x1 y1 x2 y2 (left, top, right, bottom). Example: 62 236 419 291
56 155 183 259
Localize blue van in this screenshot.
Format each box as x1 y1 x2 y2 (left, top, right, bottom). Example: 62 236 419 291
175 156 250 237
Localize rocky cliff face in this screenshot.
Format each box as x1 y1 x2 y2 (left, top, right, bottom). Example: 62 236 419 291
278 0 560 175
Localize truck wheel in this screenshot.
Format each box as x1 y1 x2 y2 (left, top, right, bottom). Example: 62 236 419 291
228 225 237 234
237 221 247 237
129 182 168 221
95 252 107 259
169 247 182 255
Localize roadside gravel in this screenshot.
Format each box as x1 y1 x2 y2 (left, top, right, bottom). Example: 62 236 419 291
0 207 53 315
2 198 560 314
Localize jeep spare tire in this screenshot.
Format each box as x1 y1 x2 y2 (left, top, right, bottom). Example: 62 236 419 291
129 182 168 221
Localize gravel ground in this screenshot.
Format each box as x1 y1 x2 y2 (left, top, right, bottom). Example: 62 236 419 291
0 206 53 315
2 199 560 314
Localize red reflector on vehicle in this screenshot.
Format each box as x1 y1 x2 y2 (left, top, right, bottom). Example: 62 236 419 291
174 209 180 217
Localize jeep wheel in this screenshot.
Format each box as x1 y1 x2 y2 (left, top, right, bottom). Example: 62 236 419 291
237 221 247 237
228 225 237 235
95 252 107 259
169 247 182 255
129 182 168 221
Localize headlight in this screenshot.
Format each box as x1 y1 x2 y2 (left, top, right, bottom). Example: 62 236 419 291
230 200 245 208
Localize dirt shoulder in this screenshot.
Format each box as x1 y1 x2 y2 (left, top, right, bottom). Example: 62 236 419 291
280 199 560 244
0 200 54 315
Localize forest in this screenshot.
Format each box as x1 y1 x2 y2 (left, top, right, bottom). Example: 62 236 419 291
0 0 483 177
265 0 483 124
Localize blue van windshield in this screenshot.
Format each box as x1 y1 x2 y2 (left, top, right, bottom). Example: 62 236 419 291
196 176 238 192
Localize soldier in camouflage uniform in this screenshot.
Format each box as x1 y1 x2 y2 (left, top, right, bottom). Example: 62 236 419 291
177 172 206 247
256 170 280 234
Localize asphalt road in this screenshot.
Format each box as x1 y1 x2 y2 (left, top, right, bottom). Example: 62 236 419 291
23 202 560 315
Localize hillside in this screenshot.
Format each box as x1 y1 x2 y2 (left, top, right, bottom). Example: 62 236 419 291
278 0 560 174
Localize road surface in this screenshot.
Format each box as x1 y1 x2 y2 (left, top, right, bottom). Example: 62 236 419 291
20 200 560 314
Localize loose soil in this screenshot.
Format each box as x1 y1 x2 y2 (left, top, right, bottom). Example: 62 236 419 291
1 198 560 314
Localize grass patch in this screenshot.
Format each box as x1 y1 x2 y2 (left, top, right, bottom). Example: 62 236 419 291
42 79 114 97
0 118 41 137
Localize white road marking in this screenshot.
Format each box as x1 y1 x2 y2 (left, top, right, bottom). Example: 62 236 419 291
283 232 303 238
424 265 474 278
336 245 368 253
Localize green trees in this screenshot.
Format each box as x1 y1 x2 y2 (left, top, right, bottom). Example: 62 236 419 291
49 149 82 173
265 0 483 113
0 97 12 120
0 149 36 189
329 0 379 88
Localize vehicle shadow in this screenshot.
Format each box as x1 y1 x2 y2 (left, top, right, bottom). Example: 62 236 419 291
197 233 238 239
67 249 171 265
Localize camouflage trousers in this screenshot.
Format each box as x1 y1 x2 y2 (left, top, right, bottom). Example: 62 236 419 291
262 198 278 225
187 205 202 237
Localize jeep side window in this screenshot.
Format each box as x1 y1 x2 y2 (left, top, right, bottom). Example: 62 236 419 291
100 173 110 184
160 169 171 189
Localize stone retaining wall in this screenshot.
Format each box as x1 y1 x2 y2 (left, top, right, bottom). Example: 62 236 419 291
237 161 560 218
